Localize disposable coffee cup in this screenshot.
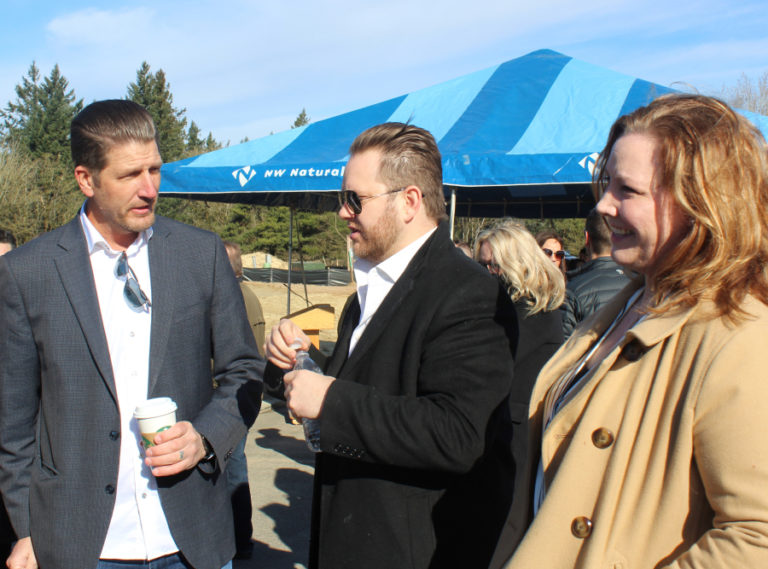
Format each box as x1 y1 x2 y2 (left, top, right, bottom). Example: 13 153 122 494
134 397 178 449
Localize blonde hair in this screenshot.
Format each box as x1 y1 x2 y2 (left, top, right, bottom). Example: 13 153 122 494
594 94 768 320
475 219 565 315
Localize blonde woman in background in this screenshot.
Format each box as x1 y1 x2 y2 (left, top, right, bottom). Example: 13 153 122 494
496 94 768 568
475 219 564 562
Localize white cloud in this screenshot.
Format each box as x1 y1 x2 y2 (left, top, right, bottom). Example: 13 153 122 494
46 7 158 46
9 0 763 145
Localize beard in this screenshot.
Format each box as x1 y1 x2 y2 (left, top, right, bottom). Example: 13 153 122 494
115 203 156 235
352 199 399 264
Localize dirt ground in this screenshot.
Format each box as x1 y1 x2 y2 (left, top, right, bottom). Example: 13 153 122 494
242 281 355 344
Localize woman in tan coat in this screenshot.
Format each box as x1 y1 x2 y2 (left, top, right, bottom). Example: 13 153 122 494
497 94 768 568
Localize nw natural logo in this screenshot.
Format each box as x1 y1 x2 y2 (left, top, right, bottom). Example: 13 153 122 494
232 166 257 187
579 153 600 176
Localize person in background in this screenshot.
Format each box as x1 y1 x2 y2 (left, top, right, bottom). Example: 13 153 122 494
224 241 266 351
223 240 265 560
560 208 631 338
535 229 566 277
453 239 473 257
474 220 565 568
0 230 16 256
0 100 263 569
502 94 768 568
265 122 518 569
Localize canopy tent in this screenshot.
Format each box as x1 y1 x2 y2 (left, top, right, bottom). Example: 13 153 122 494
161 48 768 220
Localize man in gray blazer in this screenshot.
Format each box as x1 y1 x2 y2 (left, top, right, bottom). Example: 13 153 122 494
0 100 263 569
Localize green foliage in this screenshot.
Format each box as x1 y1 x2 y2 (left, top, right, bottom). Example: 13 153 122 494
291 108 310 129
522 218 585 255
1 62 83 160
205 132 221 152
452 217 490 251
185 121 205 154
184 121 221 158
127 62 188 162
458 216 586 257
0 143 83 243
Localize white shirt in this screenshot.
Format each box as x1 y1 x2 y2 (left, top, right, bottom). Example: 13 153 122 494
349 228 436 354
79 207 179 560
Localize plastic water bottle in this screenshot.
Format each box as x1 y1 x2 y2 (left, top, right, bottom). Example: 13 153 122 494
290 341 322 453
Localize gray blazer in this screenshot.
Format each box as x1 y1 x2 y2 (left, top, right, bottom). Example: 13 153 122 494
0 215 264 569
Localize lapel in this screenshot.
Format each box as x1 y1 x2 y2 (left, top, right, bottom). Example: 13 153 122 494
537 277 698 468
335 224 442 379
147 217 176 394
325 297 359 378
54 216 117 401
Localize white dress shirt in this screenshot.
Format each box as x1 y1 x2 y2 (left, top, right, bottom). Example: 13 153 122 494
79 207 179 560
349 228 436 354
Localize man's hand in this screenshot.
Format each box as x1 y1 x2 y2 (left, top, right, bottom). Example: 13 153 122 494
145 421 207 476
7 537 36 569
265 319 311 370
284 369 335 420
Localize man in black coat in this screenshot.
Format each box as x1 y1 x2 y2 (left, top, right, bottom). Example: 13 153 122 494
266 123 518 569
561 208 631 337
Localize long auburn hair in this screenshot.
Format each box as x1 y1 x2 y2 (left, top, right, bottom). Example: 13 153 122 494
594 94 768 320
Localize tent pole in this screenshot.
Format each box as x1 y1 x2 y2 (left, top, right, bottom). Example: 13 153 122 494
287 206 293 315
449 188 456 241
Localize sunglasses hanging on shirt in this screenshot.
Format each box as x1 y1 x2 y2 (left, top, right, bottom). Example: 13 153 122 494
115 252 151 310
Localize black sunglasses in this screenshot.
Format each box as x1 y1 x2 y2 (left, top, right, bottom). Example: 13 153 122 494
115 252 151 310
542 248 565 260
338 188 405 215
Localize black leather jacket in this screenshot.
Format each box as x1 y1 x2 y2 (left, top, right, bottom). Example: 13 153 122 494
561 257 632 338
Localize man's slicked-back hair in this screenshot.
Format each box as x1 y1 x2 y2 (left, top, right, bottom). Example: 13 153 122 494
349 122 447 222
71 99 158 172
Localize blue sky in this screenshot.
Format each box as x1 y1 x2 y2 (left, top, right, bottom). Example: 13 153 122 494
1 0 766 145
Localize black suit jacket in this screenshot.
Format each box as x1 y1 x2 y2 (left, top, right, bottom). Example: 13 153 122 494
307 223 518 569
0 215 264 569
488 302 563 569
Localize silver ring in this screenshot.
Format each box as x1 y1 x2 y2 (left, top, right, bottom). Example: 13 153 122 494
179 450 184 460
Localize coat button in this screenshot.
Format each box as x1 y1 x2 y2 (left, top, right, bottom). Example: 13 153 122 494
592 428 614 449
109 431 120 441
105 484 115 495
571 516 593 538
620 340 645 362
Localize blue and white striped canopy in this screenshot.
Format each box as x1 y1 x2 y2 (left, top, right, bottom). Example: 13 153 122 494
161 49 768 218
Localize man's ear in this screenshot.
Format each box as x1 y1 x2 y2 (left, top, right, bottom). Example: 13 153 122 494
401 185 422 223
74 165 96 198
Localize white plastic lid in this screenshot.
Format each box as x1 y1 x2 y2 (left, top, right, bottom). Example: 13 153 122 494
133 397 178 419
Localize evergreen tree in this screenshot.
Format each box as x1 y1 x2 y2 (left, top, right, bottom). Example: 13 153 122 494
36 65 83 158
127 62 187 162
1 62 82 159
205 132 221 152
185 120 204 154
291 108 310 129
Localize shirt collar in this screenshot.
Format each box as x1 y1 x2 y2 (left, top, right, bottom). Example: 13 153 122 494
353 227 436 285
79 201 153 256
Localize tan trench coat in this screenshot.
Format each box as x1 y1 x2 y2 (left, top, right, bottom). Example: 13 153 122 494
503 279 768 569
